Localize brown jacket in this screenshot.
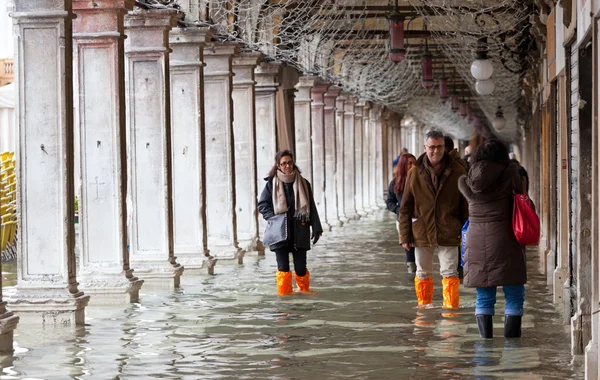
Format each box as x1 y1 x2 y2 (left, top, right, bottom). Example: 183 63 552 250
449 148 469 172
399 153 468 247
458 160 527 288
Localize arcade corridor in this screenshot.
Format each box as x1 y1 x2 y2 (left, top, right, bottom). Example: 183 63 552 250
0 213 582 378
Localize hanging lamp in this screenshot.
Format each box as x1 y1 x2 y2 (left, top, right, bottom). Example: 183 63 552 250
387 1 405 64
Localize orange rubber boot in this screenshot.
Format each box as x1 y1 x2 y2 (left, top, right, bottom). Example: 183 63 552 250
414 276 434 307
442 277 460 309
294 270 312 292
276 270 293 296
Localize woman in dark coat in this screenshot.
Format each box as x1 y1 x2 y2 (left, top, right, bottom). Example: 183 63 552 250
258 150 323 296
386 153 417 273
458 140 526 339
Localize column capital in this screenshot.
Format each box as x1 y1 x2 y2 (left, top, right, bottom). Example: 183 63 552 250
73 0 134 36
232 51 262 68
125 9 178 54
354 104 364 117
204 41 241 57
311 81 329 95
324 85 341 109
169 26 212 46
203 42 241 77
296 75 318 89
255 61 283 92
125 8 178 29
232 51 261 86
295 75 317 103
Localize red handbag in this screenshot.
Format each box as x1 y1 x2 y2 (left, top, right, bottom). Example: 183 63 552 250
513 193 540 246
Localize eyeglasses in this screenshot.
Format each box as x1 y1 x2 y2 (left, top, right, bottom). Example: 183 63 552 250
279 160 294 167
426 145 445 151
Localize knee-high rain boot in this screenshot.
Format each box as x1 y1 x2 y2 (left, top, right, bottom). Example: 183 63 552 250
476 315 494 338
504 315 522 338
294 270 311 292
276 270 293 296
442 277 460 309
414 277 434 306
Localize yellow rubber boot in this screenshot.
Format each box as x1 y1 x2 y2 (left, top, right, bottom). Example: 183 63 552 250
294 270 311 292
276 270 293 296
414 276 434 307
442 277 460 309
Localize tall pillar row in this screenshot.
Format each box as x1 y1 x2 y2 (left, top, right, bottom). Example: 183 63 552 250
73 0 144 303
124 9 183 288
232 52 263 257
8 0 87 327
169 27 216 273
294 75 317 185
203 42 244 261
311 82 330 230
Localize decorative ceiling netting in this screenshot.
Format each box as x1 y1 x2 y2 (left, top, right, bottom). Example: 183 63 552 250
143 0 538 141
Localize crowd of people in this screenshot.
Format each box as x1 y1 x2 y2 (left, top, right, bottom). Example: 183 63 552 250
258 131 531 340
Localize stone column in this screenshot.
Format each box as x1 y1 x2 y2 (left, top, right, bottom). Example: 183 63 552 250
232 51 263 256
335 93 348 223
362 102 371 214
255 62 282 234
369 105 381 210
385 113 394 184
311 82 330 230
169 27 216 274
73 0 144 303
343 95 358 220
124 9 183 288
354 101 366 216
374 107 386 208
203 42 243 261
294 75 317 184
8 0 88 326
324 86 343 227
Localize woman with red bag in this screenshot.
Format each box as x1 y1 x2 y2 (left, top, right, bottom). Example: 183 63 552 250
458 140 527 339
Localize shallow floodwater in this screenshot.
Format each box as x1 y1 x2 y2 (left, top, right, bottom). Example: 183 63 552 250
0 212 583 379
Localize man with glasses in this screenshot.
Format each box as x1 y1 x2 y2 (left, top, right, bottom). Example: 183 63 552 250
399 130 469 309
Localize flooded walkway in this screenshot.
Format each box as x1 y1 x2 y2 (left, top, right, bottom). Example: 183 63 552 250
0 212 583 378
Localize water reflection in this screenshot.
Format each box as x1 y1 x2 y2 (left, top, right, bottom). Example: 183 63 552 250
0 212 584 378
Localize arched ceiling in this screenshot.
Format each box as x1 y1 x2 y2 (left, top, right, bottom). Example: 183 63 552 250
144 0 543 141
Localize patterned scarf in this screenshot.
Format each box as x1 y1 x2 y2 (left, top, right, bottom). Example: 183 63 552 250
272 169 310 221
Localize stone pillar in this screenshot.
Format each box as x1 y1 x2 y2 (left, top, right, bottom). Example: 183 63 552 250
8 0 88 326
343 96 358 220
203 42 243 261
374 107 386 208
124 9 183 288
354 101 366 216
294 75 317 184
232 51 263 256
255 62 282 234
73 0 144 303
335 93 348 223
169 27 216 274
385 113 394 184
362 102 372 214
369 105 381 210
324 87 343 227
310 82 330 231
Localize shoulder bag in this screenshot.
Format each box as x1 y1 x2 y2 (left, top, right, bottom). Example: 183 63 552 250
262 213 288 246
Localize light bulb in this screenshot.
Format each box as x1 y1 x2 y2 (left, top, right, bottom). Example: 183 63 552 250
471 59 494 81
475 79 495 95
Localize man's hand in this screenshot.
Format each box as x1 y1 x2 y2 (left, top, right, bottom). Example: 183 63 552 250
402 242 413 251
312 231 322 245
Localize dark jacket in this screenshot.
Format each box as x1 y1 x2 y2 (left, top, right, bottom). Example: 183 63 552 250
258 177 323 251
458 160 527 288
399 153 468 247
386 178 403 217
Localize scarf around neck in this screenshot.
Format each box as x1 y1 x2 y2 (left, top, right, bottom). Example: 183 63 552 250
272 169 311 222
423 155 446 191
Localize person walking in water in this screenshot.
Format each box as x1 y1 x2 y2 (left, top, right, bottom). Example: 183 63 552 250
459 140 526 338
386 153 417 273
399 130 468 309
258 150 323 295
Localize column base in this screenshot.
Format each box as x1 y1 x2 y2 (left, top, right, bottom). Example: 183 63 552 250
321 221 332 232
210 245 245 265
175 251 219 275
128 261 184 289
239 237 265 256
79 270 145 304
326 216 344 228
0 305 18 353
6 287 89 327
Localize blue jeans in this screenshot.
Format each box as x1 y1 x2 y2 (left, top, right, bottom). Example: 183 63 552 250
475 285 525 316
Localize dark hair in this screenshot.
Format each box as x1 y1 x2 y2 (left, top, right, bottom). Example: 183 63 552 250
424 130 444 143
444 136 454 152
394 153 416 194
473 139 509 163
268 150 302 178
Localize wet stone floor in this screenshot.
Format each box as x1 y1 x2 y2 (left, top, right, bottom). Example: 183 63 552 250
0 211 584 379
